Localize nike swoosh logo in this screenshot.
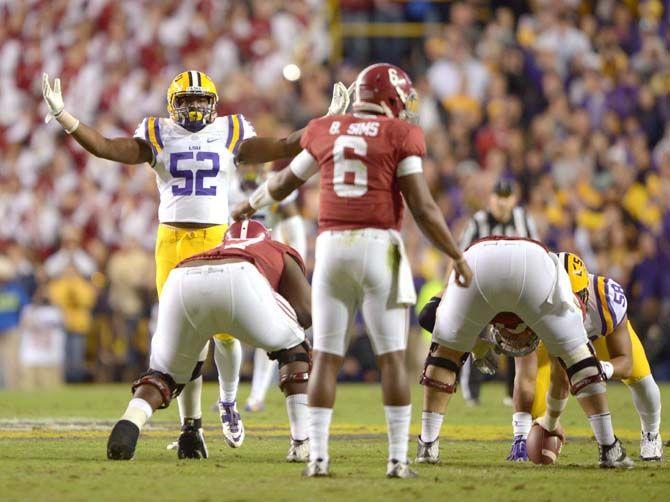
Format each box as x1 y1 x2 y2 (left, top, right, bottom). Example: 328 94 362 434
206 138 221 143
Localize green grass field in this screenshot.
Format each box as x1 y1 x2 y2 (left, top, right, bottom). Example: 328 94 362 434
1 382 668 501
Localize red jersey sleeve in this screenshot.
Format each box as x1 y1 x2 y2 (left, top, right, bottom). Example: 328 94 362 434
398 123 426 160
300 119 320 159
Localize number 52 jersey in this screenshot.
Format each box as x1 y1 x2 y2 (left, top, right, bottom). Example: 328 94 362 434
134 115 255 224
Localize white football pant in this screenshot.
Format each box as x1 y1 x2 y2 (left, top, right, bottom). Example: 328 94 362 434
151 262 304 383
433 239 588 357
312 229 410 356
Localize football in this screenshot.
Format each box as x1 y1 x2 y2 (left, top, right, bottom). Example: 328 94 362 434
526 423 563 465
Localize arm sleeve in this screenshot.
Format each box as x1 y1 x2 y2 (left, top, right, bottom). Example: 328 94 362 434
231 114 256 155
396 156 423 177
605 278 628 329
299 119 319 159
133 117 156 167
289 149 319 181
398 124 426 159
238 114 256 139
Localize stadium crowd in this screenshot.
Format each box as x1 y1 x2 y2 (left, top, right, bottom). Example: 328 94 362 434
1 0 670 386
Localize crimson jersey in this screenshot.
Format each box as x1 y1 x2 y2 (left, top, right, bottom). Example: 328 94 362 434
299 114 426 232
177 237 305 291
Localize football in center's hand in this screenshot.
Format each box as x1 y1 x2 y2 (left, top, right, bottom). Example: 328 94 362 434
526 423 563 465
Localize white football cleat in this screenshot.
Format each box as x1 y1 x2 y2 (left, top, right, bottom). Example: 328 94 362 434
599 437 634 469
286 438 310 462
386 459 418 479
415 436 440 464
640 432 663 461
218 401 245 448
303 458 330 477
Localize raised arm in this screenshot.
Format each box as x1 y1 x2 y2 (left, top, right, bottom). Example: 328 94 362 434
398 172 472 287
43 74 153 165
236 128 305 164
235 82 351 165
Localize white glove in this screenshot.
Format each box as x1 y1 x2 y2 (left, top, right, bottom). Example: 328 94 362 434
326 82 351 116
42 73 65 123
600 360 614 380
42 73 79 133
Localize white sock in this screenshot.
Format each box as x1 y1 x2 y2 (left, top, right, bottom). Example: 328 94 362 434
421 411 444 443
177 375 203 424
121 398 153 430
249 348 277 404
286 393 308 441
512 412 532 439
214 338 242 403
629 375 662 435
309 407 333 462
589 412 616 446
385 404 411 462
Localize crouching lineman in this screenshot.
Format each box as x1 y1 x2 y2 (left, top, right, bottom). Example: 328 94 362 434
508 253 663 461
415 237 634 468
107 220 311 461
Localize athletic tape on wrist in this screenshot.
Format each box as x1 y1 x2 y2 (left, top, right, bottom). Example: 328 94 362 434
546 395 568 413
249 182 278 210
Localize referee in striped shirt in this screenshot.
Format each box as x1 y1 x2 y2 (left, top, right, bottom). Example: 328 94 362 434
458 178 538 406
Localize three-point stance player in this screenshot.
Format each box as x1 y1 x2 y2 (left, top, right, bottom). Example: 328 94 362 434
509 253 663 461
234 63 471 478
415 237 634 468
107 221 312 461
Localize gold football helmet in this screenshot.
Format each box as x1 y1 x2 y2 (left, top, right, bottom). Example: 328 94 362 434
558 252 590 303
166 70 218 130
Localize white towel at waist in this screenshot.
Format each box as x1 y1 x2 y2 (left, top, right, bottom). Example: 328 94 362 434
389 229 417 305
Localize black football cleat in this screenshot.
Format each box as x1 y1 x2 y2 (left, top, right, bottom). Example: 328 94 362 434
107 420 140 460
177 418 209 459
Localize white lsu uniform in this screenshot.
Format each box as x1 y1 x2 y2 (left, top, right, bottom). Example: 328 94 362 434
134 114 255 224
434 238 589 357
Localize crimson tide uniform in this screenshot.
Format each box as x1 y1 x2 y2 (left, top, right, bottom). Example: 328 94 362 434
149 237 306 383
288 113 425 356
433 238 589 357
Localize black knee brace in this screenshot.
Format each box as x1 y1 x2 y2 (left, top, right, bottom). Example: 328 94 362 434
131 369 181 409
268 340 312 391
419 343 468 394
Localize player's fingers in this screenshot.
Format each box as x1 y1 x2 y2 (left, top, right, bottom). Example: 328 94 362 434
347 82 355 97
42 73 50 95
54 78 61 95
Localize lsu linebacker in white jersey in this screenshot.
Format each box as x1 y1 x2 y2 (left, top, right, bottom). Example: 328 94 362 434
42 71 349 460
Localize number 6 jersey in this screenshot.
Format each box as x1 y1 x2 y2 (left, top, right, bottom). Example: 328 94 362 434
134 115 255 224
291 114 425 232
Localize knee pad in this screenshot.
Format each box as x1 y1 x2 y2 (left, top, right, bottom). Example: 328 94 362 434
189 360 204 382
419 342 467 394
131 370 181 409
418 296 441 333
268 340 311 391
559 344 606 398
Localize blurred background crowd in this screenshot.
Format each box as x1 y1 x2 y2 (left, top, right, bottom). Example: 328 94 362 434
2 0 670 387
